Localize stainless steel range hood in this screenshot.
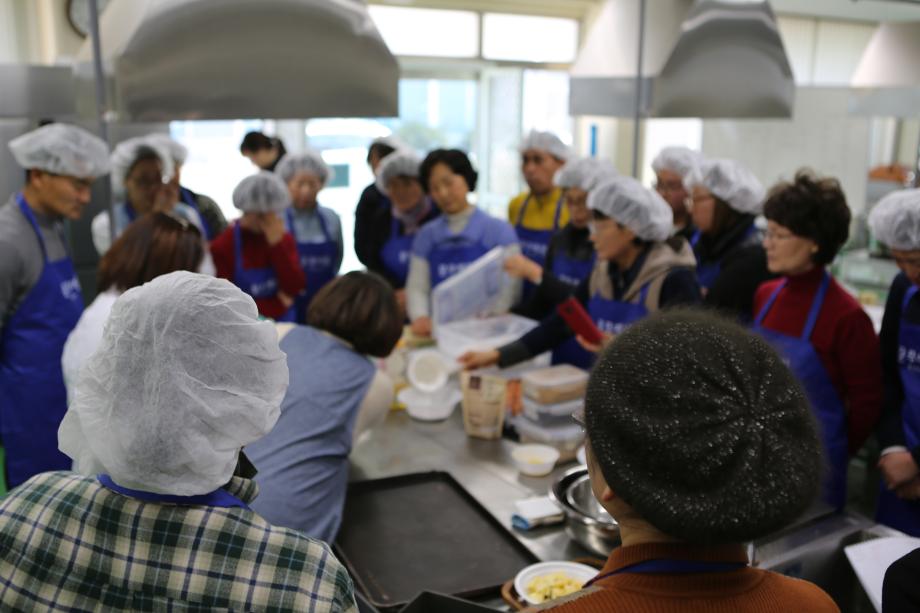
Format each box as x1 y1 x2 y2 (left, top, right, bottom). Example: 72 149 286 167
75 0 398 122
570 0 795 119
849 21 920 117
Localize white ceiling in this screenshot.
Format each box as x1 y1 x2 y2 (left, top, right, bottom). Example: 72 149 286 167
370 0 920 23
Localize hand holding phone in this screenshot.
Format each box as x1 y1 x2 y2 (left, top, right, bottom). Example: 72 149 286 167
557 297 604 345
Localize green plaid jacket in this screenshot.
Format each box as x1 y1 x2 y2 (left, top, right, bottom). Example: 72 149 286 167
0 472 358 612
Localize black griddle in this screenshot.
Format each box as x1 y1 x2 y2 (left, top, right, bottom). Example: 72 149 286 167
334 471 537 611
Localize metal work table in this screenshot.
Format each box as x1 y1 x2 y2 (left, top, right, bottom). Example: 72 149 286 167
349 408 592 564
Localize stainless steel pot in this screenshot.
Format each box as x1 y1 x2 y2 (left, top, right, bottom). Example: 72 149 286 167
550 466 620 556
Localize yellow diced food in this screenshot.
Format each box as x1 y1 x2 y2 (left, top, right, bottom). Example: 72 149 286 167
526 572 584 603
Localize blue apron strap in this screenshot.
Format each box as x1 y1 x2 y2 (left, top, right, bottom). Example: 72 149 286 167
902 285 919 314
801 272 831 341
284 208 295 234
754 279 788 327
315 207 333 241
637 281 652 307
516 195 531 226
391 215 401 238
233 222 245 274
124 201 137 223
585 559 747 587
552 193 564 231
98 474 250 510
16 193 50 263
690 229 701 248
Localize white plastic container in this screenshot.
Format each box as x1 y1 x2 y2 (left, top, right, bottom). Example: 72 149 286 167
436 313 538 359
522 396 583 426
513 415 585 462
398 386 462 421
431 246 508 329
406 349 458 392
521 365 589 405
511 444 560 477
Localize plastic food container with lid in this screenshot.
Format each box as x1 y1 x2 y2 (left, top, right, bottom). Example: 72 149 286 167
521 365 589 405
513 415 585 462
522 396 583 426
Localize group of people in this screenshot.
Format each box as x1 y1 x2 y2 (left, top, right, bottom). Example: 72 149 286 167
0 121 919 611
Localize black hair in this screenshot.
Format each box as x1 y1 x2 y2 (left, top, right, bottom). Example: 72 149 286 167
367 142 397 164
763 170 851 266
419 149 478 192
240 131 286 157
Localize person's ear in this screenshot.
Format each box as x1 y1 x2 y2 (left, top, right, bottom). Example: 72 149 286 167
600 484 616 502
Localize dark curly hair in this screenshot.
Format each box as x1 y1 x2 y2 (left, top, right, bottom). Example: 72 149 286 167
763 170 851 266
419 149 478 193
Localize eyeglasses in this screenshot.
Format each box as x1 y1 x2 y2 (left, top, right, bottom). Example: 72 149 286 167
48 173 94 191
654 181 683 193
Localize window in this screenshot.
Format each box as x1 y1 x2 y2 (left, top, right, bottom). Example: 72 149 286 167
368 6 479 58
482 13 578 63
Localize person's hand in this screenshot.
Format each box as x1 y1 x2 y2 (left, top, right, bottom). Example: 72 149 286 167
410 316 432 337
503 254 543 284
152 183 178 213
458 349 500 370
896 477 920 500
575 332 614 354
277 291 294 309
261 212 286 246
879 451 920 490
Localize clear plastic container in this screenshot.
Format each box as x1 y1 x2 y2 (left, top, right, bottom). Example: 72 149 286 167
436 314 538 359
513 414 585 461
431 247 508 328
522 396 583 426
521 365 589 405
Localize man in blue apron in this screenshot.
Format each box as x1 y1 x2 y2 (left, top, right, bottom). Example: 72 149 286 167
0 123 110 489
276 150 343 322
508 130 571 301
0 271 358 611
869 189 920 535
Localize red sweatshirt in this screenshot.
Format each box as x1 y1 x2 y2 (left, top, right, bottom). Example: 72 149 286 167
534 542 838 613
753 267 882 454
210 223 306 320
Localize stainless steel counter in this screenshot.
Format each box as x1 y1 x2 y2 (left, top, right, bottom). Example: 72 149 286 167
349 408 594 563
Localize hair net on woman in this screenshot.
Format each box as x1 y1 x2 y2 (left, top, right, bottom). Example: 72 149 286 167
869 188 920 251
685 158 765 215
232 171 290 213
651 146 702 179
519 129 571 161
375 150 421 195
9 123 111 178
58 272 289 496
555 157 618 192
588 176 674 242
145 133 189 165
275 149 333 184
110 136 175 193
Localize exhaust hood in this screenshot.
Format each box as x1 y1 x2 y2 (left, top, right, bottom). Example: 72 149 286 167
75 0 398 122
570 0 795 119
849 21 920 117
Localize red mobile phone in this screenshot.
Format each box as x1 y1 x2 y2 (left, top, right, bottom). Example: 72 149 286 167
557 297 604 345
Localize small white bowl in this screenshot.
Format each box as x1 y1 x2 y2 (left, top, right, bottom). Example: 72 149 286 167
398 386 461 421
576 445 586 466
406 349 458 393
514 561 596 606
511 444 560 477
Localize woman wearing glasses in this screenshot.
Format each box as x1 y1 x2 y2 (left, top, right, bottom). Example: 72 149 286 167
752 171 882 509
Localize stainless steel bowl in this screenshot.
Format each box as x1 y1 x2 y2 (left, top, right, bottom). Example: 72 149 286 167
550 466 620 556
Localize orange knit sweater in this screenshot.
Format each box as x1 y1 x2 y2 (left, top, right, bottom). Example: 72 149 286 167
531 543 839 613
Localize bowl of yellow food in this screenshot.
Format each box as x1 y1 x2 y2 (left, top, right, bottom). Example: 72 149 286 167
514 561 596 605
511 444 561 477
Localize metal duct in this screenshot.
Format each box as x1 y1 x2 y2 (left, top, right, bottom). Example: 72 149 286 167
570 0 795 119
850 21 920 117
75 0 398 122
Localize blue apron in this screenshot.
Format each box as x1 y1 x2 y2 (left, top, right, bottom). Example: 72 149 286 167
752 273 848 510
515 193 564 299
380 216 414 288
877 285 920 535
98 474 250 510
429 212 491 287
231 222 295 322
179 186 214 239
286 208 338 323
585 559 747 587
551 248 595 289
692 224 756 290
0 194 83 488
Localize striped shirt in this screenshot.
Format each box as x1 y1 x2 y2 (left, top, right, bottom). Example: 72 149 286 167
0 471 358 612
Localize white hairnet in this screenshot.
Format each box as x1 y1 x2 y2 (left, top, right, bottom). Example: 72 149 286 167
555 157 618 192
519 129 571 161
375 150 421 195
685 158 765 215
275 149 333 184
588 176 674 242
59 272 289 496
9 123 111 178
232 171 290 213
869 188 920 251
110 136 175 194
145 133 189 165
651 146 702 178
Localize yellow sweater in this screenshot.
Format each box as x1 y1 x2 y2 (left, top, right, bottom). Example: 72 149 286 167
508 187 569 231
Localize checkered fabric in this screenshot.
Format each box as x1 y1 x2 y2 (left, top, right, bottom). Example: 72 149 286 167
0 471 357 612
